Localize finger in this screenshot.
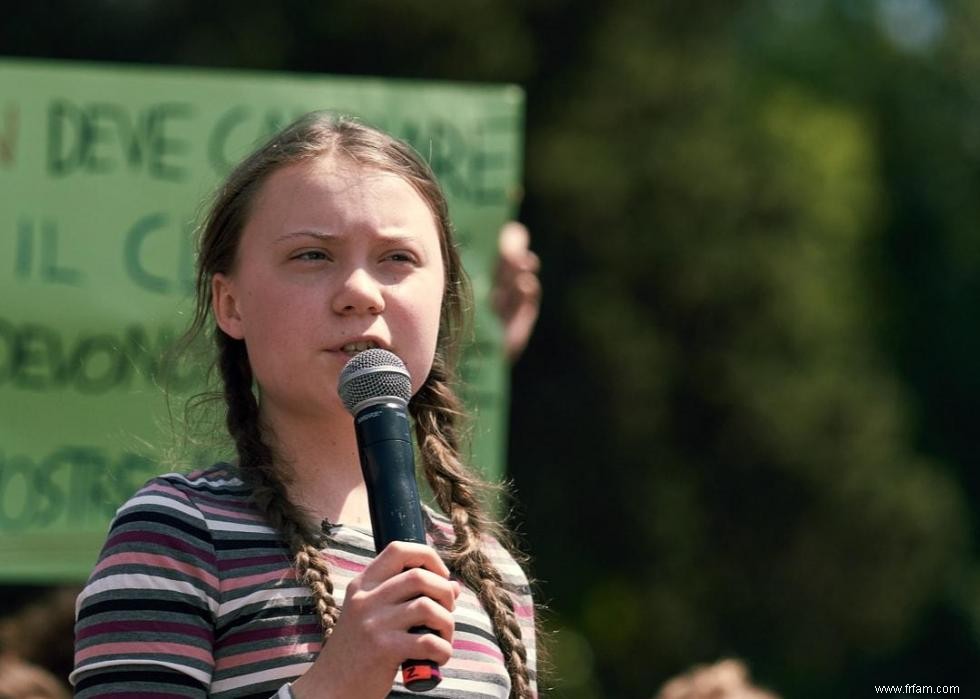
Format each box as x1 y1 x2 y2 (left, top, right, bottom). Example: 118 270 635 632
494 268 540 318
504 287 541 361
370 626 454 670
520 249 541 274
362 542 450 586
375 567 459 612
493 248 521 289
505 313 537 361
515 270 542 301
400 596 457 643
498 221 531 259
400 628 455 667
491 284 518 320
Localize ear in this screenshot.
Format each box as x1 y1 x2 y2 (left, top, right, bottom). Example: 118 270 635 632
212 272 245 340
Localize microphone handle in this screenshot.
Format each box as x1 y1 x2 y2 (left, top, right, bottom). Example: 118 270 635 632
355 401 441 693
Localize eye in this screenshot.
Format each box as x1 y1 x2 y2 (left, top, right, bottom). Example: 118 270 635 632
293 250 329 262
384 251 418 264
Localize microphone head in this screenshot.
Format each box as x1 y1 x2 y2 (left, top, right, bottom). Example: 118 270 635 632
337 349 413 415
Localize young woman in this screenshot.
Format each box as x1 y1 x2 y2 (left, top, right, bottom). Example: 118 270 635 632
71 113 537 699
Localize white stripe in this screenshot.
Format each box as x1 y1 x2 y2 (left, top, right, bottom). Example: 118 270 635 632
78 573 219 615
210 661 313 692
162 471 243 487
440 675 510 696
453 604 496 629
69 658 211 687
117 494 205 521
217 585 311 616
207 520 279 534
394 673 509 698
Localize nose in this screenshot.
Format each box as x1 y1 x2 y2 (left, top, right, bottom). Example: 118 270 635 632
332 266 386 315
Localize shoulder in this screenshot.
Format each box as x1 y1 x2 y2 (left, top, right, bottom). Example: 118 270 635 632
99 463 265 562
145 462 249 501
115 463 251 521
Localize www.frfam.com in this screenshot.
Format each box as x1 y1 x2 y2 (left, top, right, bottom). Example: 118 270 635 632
874 686 960 694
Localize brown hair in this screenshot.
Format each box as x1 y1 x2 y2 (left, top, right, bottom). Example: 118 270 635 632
183 112 533 697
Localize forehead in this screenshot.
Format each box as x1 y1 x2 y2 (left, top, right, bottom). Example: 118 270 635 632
247 157 437 231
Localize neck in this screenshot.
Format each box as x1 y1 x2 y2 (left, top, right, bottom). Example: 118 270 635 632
259 402 374 530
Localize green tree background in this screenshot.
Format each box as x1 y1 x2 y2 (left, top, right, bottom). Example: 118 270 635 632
4 1 980 696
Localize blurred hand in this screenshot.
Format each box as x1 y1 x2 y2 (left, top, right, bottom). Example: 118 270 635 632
492 222 541 363
0 653 69 699
655 659 780 699
291 542 460 699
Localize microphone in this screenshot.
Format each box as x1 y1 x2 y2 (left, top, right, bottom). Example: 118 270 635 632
337 348 441 693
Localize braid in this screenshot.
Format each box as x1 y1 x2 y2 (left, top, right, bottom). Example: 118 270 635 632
411 365 534 699
216 331 339 638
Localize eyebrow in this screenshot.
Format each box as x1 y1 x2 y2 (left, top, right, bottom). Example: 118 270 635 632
275 230 337 243
274 229 419 244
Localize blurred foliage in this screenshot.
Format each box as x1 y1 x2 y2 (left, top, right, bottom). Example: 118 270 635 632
5 0 980 696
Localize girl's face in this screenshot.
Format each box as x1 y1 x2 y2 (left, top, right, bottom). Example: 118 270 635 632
211 157 446 420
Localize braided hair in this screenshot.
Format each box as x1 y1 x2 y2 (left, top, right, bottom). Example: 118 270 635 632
183 113 535 697
412 361 534 698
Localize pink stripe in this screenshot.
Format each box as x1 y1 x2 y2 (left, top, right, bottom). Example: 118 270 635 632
178 489 250 510
454 639 504 662
76 641 213 664
514 604 534 619
140 483 193 501
185 467 232 480
324 554 366 573
106 531 212 561
222 568 293 591
448 657 502 675
147 482 220 501
215 641 320 670
197 502 266 522
431 521 454 537
139 480 252 517
93 552 219 589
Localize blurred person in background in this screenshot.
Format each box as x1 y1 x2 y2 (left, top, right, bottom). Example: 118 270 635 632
0 586 79 694
493 222 540 363
0 655 69 699
655 659 779 699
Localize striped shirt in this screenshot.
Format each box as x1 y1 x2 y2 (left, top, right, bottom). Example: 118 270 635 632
71 464 537 699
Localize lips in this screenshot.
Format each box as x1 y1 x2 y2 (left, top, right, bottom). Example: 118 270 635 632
333 337 390 356
341 339 378 353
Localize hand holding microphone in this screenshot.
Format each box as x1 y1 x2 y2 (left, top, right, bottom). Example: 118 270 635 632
296 541 457 699
336 349 453 693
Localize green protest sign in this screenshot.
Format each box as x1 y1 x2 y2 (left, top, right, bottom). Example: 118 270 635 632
0 58 523 581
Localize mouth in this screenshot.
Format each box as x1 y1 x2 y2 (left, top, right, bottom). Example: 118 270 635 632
339 339 383 356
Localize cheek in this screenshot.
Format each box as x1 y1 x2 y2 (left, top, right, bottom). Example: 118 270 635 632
405 291 445 392
240 281 307 333
238 288 313 375
422 284 446 348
